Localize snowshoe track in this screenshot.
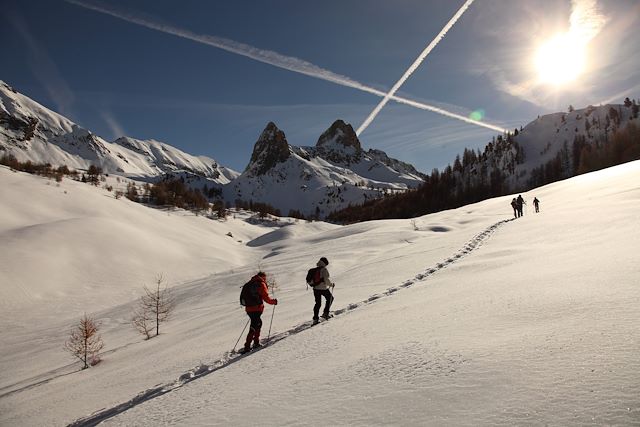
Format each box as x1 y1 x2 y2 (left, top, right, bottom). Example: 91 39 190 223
68 218 512 427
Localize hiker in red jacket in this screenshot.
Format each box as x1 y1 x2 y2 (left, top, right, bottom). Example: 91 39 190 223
241 272 277 353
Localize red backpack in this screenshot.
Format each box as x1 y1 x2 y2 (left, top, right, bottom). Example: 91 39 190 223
305 267 323 287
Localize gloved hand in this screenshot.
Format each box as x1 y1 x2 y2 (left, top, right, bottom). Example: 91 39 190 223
273 298 278 305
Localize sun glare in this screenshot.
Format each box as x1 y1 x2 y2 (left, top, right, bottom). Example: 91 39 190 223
535 33 587 86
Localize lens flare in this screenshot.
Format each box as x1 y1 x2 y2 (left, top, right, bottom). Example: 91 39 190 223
469 109 485 121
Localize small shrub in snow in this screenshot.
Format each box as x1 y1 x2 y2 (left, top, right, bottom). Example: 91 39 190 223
132 307 153 340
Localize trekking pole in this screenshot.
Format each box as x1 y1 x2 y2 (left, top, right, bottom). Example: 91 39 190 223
330 285 335 313
267 304 276 343
233 319 250 352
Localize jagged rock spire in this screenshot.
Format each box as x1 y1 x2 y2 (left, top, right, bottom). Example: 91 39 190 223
317 120 361 150
245 122 291 176
316 120 363 164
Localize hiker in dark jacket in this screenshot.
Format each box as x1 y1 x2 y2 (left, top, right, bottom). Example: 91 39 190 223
241 272 277 353
510 198 518 218
313 257 334 324
516 194 525 217
533 197 540 213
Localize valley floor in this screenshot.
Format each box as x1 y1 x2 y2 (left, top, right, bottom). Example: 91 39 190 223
1 162 639 426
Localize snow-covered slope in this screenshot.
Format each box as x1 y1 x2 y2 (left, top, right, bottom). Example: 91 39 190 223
0 81 235 182
515 104 637 172
0 167 262 314
1 161 639 426
226 120 425 217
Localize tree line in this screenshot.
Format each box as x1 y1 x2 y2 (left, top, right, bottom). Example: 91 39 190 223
327 132 523 223
328 108 639 224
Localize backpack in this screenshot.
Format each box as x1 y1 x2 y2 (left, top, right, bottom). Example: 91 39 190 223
240 279 262 306
305 267 323 287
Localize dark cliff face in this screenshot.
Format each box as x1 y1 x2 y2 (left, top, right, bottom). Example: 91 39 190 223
246 122 291 176
0 110 38 142
315 120 363 164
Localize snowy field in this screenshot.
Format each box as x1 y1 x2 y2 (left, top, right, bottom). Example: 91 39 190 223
1 161 639 426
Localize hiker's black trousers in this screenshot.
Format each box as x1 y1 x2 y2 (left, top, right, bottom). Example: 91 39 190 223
247 311 263 331
313 288 333 318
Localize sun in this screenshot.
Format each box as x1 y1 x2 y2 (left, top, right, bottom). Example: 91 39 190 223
535 33 587 86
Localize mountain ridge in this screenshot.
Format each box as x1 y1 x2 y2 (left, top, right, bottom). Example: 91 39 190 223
2 80 637 218
0 81 426 217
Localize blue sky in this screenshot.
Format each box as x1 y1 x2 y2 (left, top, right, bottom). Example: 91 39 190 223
2 0 639 173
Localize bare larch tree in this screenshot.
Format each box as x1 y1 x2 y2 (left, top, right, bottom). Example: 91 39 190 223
133 275 175 338
64 314 104 369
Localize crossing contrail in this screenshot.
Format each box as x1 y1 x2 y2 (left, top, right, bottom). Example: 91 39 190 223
357 0 476 136
66 0 504 133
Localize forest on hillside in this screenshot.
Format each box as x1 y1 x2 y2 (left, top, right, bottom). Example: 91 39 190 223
328 104 640 224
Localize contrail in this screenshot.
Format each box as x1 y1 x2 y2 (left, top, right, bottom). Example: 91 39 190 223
64 0 371 93
389 95 505 133
66 0 504 133
357 0 476 136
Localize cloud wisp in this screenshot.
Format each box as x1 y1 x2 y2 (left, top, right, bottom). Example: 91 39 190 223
569 0 607 42
65 0 505 134
356 0 476 136
100 110 126 140
6 8 76 118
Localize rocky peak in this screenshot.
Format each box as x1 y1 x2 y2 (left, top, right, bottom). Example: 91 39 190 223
245 122 291 176
315 120 363 164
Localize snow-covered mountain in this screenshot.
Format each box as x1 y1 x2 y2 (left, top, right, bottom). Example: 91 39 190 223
514 103 637 174
226 120 425 217
458 102 639 191
0 81 236 183
0 82 425 216
3 79 637 218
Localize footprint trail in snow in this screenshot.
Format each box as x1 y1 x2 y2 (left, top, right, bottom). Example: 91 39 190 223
68 218 512 427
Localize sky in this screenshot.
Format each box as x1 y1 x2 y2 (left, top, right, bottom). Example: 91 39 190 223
2 0 639 173
1 160 639 425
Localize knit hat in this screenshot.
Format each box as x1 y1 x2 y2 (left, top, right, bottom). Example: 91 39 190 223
320 257 329 265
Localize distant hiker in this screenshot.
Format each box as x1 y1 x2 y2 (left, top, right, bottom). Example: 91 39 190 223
510 198 518 218
533 197 540 213
239 272 277 353
516 194 525 217
311 257 334 324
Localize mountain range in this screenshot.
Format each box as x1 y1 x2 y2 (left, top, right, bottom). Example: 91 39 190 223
2 80 637 217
